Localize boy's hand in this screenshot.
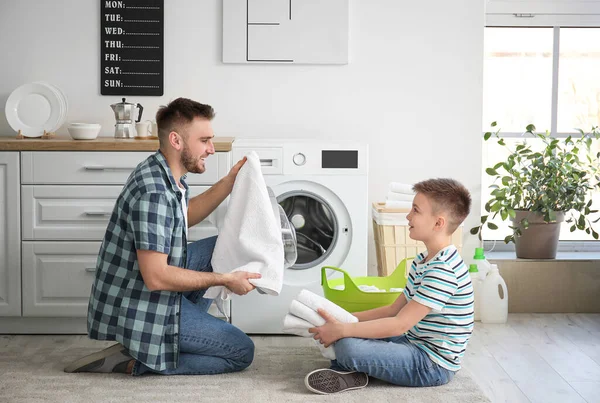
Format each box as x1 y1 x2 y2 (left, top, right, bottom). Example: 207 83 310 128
308 309 345 348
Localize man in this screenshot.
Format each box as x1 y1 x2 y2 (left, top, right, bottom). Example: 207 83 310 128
64 98 260 376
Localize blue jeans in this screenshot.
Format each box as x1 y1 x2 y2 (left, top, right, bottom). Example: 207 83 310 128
331 335 455 387
133 236 255 376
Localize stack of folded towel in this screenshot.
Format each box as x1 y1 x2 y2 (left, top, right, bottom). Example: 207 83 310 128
282 289 358 360
385 182 414 210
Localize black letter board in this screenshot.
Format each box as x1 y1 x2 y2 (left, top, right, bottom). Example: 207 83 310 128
100 0 164 96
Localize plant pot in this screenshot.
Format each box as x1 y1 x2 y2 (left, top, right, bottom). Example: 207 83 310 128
511 210 564 259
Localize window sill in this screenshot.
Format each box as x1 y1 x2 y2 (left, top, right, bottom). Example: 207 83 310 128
487 251 600 261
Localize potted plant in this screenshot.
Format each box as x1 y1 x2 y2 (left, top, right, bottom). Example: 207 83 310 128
470 122 600 259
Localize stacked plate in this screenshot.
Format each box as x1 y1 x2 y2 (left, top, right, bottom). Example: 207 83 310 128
5 81 69 138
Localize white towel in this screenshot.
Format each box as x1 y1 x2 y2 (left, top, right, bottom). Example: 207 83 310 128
296 290 358 324
289 299 326 327
386 191 414 202
206 151 284 316
389 182 414 195
282 314 336 360
384 200 413 210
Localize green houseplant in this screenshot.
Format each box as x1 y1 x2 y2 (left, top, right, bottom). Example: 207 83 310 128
471 122 600 259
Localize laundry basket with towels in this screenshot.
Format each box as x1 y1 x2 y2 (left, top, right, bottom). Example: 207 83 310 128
321 259 409 313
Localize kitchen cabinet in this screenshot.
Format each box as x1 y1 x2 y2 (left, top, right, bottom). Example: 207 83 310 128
0 145 232 333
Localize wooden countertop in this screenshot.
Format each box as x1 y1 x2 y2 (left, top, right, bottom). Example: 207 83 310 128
0 136 235 152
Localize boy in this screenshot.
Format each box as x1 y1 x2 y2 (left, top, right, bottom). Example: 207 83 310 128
306 178 473 394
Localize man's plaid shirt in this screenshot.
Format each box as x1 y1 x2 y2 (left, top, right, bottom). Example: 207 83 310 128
87 151 189 371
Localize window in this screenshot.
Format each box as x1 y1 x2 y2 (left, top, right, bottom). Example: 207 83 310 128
482 26 600 243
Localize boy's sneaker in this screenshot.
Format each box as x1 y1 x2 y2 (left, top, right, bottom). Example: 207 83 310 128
63 343 133 374
305 368 368 394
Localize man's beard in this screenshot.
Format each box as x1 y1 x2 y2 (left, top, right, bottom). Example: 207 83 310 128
180 143 205 174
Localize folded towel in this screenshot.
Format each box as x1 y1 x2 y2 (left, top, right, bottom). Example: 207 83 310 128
289 300 326 327
386 191 414 202
296 290 359 324
389 182 414 195
206 151 284 317
384 200 412 210
282 314 313 337
282 314 336 360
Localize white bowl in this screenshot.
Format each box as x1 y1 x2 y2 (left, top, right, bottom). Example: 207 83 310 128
68 124 101 140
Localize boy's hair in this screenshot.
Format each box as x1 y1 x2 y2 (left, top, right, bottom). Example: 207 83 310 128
413 178 471 233
155 97 215 147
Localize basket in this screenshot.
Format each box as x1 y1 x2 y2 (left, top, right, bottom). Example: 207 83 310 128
321 260 409 313
372 202 463 277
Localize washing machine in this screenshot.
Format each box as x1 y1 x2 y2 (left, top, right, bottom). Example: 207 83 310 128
230 139 369 333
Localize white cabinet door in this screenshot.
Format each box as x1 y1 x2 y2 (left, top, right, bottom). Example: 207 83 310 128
0 152 21 316
22 186 122 240
22 242 100 317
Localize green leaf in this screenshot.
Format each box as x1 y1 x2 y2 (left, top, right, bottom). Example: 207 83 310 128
501 210 508 220
498 139 506 146
501 176 511 186
486 168 498 176
491 122 497 127
484 132 492 141
487 222 499 230
481 215 488 224
508 208 516 218
570 225 576 232
504 235 513 244
470 227 480 235
526 124 536 132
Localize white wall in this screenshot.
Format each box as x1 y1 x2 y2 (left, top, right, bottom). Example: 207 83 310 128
0 0 484 273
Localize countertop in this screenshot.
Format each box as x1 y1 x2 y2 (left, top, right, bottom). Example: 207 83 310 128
0 136 235 152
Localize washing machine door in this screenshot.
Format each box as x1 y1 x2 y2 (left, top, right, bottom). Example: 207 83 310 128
273 180 352 286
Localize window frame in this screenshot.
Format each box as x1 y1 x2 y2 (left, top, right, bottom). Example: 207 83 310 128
482 19 600 252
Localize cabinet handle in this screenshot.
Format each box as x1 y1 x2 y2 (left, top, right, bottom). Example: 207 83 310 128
84 166 136 171
85 267 96 272
84 211 111 217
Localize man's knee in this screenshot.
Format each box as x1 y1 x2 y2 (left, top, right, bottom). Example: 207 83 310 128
233 336 255 371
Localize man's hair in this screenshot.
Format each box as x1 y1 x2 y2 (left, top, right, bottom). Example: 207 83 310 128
413 178 471 233
155 97 215 147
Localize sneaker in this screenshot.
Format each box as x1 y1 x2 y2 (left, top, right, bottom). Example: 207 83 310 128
64 343 133 374
305 368 368 395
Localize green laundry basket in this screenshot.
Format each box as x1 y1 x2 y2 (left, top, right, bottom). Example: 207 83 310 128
321 258 410 313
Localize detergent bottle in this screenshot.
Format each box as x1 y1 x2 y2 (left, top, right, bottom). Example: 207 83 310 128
480 264 508 324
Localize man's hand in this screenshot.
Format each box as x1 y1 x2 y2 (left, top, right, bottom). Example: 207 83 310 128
223 271 261 295
224 157 247 190
308 309 346 348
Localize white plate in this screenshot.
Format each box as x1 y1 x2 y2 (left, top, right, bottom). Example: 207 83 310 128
36 82 68 132
5 82 63 137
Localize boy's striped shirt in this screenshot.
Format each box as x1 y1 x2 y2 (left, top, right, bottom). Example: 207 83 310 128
403 245 474 371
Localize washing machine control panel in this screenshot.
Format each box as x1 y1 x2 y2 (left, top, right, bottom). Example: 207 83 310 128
292 152 306 166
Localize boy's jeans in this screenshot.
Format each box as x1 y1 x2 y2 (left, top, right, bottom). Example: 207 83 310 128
332 335 455 387
133 236 255 376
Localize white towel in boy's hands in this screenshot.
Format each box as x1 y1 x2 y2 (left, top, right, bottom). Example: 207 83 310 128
289 300 326 327
296 290 359 324
206 151 284 314
282 313 336 360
